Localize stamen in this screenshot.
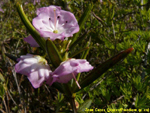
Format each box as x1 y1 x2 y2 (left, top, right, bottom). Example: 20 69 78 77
53 30 58 34
72 73 81 89
66 40 72 51
53 8 57 30
35 56 47 65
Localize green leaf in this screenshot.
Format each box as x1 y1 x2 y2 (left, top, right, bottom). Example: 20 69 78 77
46 39 63 68
75 48 134 92
15 2 46 51
0 84 5 99
135 93 150 109
70 46 89 58
77 99 92 113
111 6 115 20
69 31 89 50
0 73 5 82
76 41 91 81
133 75 144 92
70 3 93 46
81 41 91 59
5 53 18 62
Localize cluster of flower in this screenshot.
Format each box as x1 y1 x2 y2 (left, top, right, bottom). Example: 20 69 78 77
15 6 93 89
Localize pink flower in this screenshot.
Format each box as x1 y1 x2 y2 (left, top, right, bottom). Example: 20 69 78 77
33 5 79 41
15 54 51 88
24 5 79 47
46 59 93 88
15 55 93 89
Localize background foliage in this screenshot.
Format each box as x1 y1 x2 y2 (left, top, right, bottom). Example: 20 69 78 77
1 0 150 112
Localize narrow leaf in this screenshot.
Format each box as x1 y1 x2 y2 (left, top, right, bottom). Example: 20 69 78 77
5 53 18 62
70 47 89 58
81 41 91 59
70 3 93 46
0 84 5 99
70 31 88 50
76 41 91 81
0 72 5 82
46 39 63 68
77 99 92 113
16 3 46 51
75 48 134 92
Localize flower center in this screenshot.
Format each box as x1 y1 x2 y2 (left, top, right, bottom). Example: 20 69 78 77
53 30 58 34
34 55 47 65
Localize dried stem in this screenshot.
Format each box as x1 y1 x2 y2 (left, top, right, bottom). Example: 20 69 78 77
3 97 8 113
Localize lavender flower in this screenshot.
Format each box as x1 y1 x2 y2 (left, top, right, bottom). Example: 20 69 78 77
24 5 79 47
46 59 93 88
33 5 79 40
15 54 51 88
15 56 93 89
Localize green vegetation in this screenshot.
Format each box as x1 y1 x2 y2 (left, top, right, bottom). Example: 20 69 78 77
1 0 150 112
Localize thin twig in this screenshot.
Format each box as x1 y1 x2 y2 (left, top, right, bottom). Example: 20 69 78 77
12 68 21 94
3 44 26 113
7 90 17 105
0 109 6 113
112 95 124 103
3 97 8 113
92 12 104 24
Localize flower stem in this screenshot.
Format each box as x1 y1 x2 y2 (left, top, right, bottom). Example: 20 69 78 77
70 97 77 113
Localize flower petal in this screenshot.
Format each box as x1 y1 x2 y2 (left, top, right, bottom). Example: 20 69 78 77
15 54 52 88
53 73 75 83
15 62 31 75
27 69 45 88
58 10 79 37
24 35 39 47
48 59 93 85
36 6 61 15
39 31 65 41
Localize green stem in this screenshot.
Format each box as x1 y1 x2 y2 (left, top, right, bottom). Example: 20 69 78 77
63 85 77 112
70 97 77 113
16 2 46 51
